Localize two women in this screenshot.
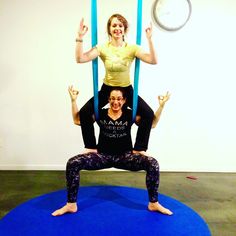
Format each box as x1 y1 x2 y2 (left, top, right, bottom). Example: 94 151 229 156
76 14 157 154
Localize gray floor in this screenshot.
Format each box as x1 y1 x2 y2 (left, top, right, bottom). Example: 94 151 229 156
0 171 236 236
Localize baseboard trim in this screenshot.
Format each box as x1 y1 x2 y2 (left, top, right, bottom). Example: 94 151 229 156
0 165 235 172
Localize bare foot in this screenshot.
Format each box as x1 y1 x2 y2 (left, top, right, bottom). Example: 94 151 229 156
52 203 78 216
148 202 173 215
83 148 97 154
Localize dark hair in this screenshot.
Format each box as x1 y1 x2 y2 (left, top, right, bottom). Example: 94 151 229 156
109 87 127 99
107 14 128 40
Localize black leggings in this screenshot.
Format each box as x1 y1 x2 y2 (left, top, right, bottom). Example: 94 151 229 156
79 84 154 151
66 152 160 203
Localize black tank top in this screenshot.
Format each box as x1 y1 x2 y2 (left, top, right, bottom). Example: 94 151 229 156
97 109 133 154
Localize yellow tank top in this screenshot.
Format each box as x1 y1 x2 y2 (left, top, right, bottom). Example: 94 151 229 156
96 42 141 87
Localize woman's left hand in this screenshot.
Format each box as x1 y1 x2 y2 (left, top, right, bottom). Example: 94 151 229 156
145 22 153 39
158 92 171 107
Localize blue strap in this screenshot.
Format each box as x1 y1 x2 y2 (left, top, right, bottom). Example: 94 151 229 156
91 0 99 120
132 0 142 122
91 0 142 121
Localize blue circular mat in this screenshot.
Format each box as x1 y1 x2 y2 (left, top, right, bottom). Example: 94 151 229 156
0 186 211 236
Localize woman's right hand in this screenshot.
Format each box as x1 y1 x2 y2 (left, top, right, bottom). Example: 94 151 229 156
158 91 171 107
77 18 88 39
68 85 79 102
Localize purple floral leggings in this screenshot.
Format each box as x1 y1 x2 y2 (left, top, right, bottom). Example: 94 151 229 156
66 151 160 203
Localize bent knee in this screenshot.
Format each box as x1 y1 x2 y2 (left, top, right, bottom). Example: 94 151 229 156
79 104 94 119
139 109 154 121
66 155 84 169
148 157 159 172
147 110 154 120
79 106 88 118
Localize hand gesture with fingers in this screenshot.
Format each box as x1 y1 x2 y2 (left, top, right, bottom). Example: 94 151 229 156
78 18 88 39
145 22 153 40
68 85 79 102
158 92 170 107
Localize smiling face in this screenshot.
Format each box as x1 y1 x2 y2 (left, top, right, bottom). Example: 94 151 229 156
110 18 125 39
108 90 126 112
107 14 128 40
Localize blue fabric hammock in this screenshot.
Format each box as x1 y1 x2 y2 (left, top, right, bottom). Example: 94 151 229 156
91 0 142 121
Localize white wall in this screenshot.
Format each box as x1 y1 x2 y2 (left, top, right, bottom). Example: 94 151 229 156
0 0 236 171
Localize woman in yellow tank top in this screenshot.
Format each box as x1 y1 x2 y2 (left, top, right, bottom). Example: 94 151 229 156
75 14 157 154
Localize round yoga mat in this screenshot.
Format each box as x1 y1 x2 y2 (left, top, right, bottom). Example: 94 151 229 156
0 186 211 236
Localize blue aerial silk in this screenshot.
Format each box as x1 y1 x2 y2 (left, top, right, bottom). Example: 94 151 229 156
133 0 142 121
91 0 99 120
91 0 142 122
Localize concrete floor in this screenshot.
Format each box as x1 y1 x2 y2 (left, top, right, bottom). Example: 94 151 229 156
0 171 235 236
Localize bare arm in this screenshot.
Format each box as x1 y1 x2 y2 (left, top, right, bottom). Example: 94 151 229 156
135 92 170 128
75 18 99 63
68 86 81 125
135 23 157 64
152 92 170 128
